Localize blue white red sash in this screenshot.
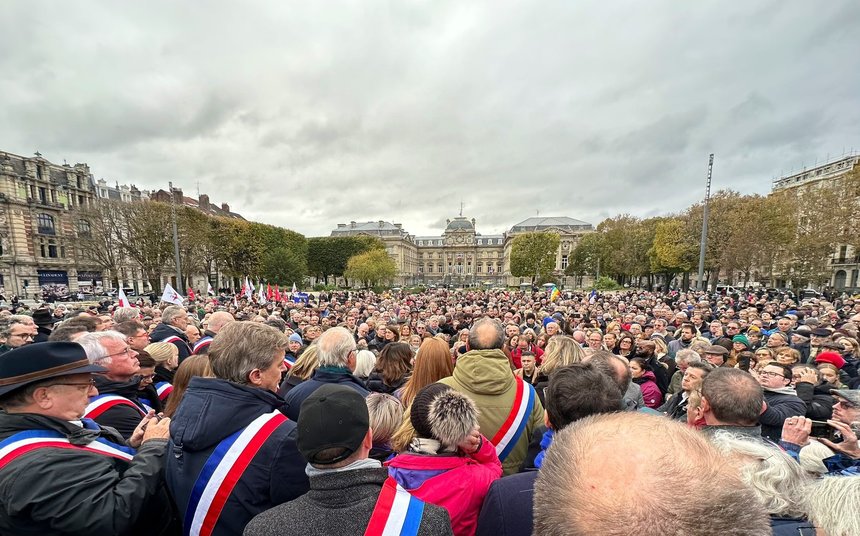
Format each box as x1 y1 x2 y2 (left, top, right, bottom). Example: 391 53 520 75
156 381 174 401
490 377 536 461
365 477 425 536
192 336 212 355
283 354 296 370
0 429 135 470
84 394 148 419
183 410 288 536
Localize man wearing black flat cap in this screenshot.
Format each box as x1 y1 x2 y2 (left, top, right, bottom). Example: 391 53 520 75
0 342 178 535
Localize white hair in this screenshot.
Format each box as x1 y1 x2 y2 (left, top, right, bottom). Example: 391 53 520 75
798 441 835 476
709 432 811 518
112 307 139 323
316 327 356 367
76 331 127 364
353 350 376 378
804 476 860 536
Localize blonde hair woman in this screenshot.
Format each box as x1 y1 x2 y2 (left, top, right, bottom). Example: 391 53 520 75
534 336 585 407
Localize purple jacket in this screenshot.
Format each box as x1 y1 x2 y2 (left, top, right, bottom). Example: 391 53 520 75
633 371 663 409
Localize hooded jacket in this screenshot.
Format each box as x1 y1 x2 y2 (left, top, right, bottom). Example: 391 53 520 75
149 323 192 362
438 349 544 475
387 436 502 536
89 375 150 439
760 387 807 442
632 370 663 410
0 412 176 535
166 378 309 536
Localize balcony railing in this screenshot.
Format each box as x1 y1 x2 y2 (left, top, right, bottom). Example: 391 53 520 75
27 197 65 209
37 226 56 236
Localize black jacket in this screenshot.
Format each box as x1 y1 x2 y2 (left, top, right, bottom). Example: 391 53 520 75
166 378 309 536
794 381 834 421
0 412 177 535
149 323 192 362
760 390 807 442
364 371 408 395
475 471 538 536
90 375 150 439
284 367 369 421
33 326 52 343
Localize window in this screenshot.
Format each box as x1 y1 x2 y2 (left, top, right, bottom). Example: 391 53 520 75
38 187 47 203
48 244 58 258
37 213 55 235
78 219 91 237
562 255 569 270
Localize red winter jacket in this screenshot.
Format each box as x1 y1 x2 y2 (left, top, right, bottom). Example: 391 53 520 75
633 370 664 410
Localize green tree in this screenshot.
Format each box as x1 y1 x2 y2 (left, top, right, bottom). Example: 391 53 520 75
121 201 175 291
344 249 397 288
649 217 697 289
566 232 605 286
262 246 307 286
509 232 561 285
308 236 384 284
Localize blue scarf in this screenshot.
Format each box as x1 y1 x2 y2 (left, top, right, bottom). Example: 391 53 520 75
534 428 554 468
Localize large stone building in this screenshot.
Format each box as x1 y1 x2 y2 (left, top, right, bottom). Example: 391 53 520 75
0 151 103 298
772 152 860 291
0 149 247 299
329 215 594 287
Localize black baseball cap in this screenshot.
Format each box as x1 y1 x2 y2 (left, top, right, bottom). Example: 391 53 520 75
297 384 369 465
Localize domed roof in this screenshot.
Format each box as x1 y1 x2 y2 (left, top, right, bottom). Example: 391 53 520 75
445 217 474 231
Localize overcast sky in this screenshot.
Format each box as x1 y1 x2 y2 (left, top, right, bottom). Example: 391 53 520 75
1 1 858 237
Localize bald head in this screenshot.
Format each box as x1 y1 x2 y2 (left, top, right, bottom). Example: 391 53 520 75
207 311 235 334
534 412 770 536
467 317 505 350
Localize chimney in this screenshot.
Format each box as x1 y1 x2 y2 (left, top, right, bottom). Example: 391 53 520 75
378 220 384 228
350 221 356 228
172 188 183 205
337 223 346 228
394 223 402 229
221 202 230 213
199 194 210 211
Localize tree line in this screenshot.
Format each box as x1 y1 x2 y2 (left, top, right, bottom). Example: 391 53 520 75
77 200 393 292
513 166 860 291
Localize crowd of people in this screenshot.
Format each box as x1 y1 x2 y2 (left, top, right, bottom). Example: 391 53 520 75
0 285 859 535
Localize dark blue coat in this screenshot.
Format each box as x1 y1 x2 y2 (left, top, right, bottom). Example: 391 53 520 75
166 378 309 536
149 323 192 362
283 367 369 421
770 516 816 535
475 471 537 536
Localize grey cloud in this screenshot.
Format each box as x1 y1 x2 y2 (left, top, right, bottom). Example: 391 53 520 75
0 1 858 238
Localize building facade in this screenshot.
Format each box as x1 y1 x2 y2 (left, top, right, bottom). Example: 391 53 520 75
0 151 103 299
771 153 860 292
329 215 594 287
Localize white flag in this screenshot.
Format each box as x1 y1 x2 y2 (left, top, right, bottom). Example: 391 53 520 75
258 282 266 304
244 277 254 299
118 288 132 308
291 282 297 295
161 283 184 305
207 282 215 296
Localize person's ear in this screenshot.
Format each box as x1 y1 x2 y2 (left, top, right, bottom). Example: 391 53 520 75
363 428 373 449
247 369 263 387
699 396 711 414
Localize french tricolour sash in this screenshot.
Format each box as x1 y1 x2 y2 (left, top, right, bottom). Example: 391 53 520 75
84 394 147 419
490 377 536 462
283 355 296 370
364 477 425 536
0 429 135 470
156 381 174 401
192 336 212 355
183 410 288 536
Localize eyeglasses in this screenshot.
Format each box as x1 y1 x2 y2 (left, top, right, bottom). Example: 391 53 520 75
48 378 97 389
103 347 136 360
138 374 155 382
834 399 858 410
9 333 34 340
758 370 786 379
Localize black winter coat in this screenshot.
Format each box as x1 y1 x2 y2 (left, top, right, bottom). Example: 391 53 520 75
0 412 178 535
149 323 192 362
166 378 309 536
794 381 834 421
284 368 369 421
90 376 150 439
475 471 538 536
364 371 408 395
